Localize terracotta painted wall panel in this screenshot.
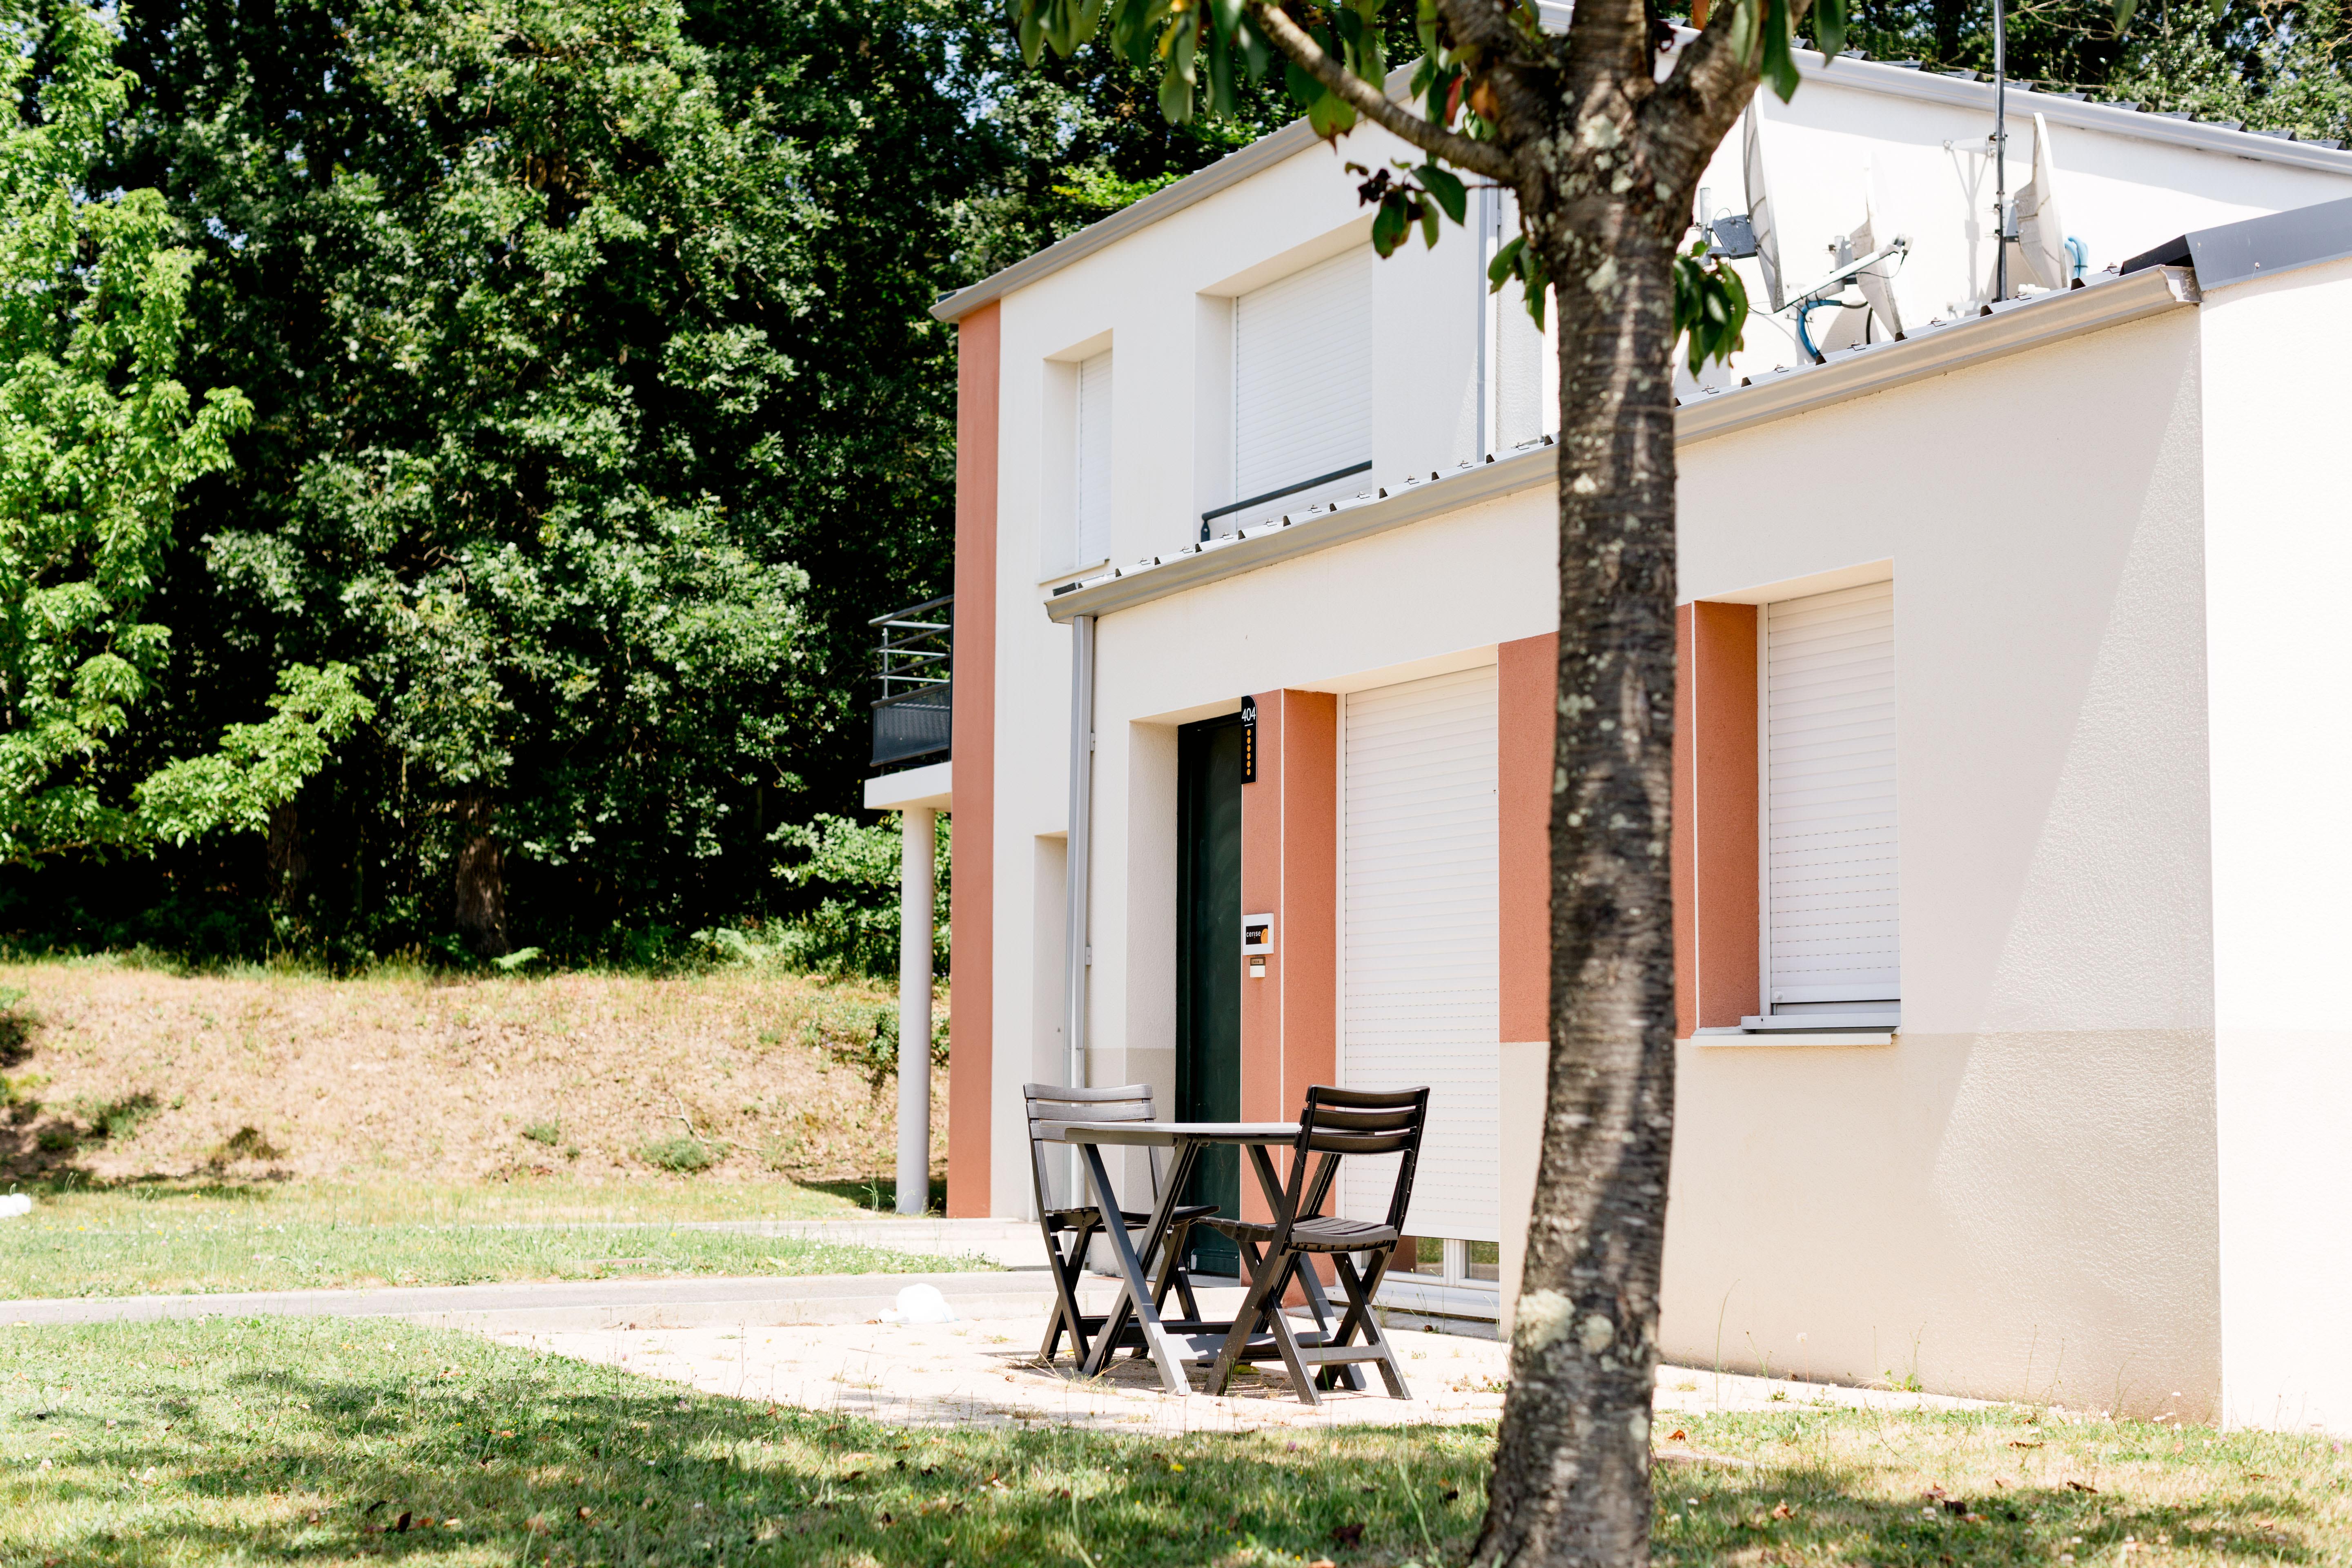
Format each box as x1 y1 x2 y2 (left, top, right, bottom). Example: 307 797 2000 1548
1691 601 1760 1030
1498 635 1557 1045
1279 690 1338 1118
1673 608 1699 1038
1237 690 1339 1227
1239 693 1286 1215
946 304 998 1218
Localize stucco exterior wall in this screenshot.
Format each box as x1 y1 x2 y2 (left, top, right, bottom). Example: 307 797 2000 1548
2195 254 2352 1435
1663 307 2218 1415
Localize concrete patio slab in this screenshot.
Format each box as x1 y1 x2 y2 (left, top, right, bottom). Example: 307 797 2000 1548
486 1286 2002 1437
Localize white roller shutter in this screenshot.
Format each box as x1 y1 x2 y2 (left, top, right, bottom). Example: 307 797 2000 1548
1232 247 1372 526
1489 189 1553 452
1074 350 1112 567
1764 581 1900 1014
1340 664 1499 1242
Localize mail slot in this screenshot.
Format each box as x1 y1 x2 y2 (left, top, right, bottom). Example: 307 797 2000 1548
1242 913 1273 978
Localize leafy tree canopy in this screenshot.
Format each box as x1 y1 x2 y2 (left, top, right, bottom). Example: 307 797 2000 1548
0 0 2334 964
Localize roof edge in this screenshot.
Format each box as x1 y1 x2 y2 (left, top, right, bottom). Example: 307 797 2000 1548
938 42 2352 324
2123 194 2352 289
931 117 1327 325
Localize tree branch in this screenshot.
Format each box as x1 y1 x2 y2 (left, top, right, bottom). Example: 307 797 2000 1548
1430 0 1530 60
1246 2 1516 182
1647 1 1813 156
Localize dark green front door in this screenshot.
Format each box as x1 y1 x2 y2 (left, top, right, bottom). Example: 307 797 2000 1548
1176 713 1244 1276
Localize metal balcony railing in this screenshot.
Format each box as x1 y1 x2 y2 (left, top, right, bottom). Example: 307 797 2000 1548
870 595 952 768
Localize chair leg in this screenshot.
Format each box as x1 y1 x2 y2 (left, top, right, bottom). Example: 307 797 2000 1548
1332 1250 1410 1400
1292 1254 1367 1392
1206 1236 1280 1396
1169 1225 1203 1323
1149 1221 1203 1324
1256 1248 1322 1408
1040 1218 1098 1368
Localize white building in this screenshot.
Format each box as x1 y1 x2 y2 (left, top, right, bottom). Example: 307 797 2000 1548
882 43 2352 1432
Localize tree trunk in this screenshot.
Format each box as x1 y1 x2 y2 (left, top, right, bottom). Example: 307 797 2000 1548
454 795 509 957
1473 116 1686 1568
266 802 307 906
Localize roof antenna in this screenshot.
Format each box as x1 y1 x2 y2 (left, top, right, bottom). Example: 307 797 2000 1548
1993 0 2009 302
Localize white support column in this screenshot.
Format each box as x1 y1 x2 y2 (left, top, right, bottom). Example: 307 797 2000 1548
896 806 937 1215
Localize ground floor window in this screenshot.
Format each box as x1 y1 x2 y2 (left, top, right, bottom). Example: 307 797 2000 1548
1398 1236 1500 1286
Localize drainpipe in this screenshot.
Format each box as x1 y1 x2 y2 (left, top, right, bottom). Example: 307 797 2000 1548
1993 0 2009 301
1062 614 1096 1092
895 805 936 1216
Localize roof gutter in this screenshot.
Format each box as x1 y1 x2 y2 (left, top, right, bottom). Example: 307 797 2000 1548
1042 264 2200 625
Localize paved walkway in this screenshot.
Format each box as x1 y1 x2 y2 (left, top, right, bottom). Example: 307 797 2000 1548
681 1217 1049 1270
2 1269 1057 1332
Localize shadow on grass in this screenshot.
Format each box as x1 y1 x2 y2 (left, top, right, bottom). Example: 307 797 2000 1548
1653 1461 2324 1566
796 1174 947 1216
6 1322 2341 1566
6 1318 1490 1565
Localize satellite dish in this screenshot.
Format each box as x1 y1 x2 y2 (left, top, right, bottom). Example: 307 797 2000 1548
2012 114 2071 292
1742 102 1786 312
1849 167 1906 341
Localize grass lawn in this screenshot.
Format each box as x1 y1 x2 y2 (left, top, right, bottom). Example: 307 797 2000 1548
4 1320 2349 1567
0 1178 984 1298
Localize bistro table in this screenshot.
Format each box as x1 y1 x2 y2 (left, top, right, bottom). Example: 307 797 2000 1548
1046 1119 1361 1396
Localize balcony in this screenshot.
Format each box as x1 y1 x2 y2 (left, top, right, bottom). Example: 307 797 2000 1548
870 595 952 769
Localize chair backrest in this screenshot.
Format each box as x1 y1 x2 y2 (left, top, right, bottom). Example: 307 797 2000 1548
1273 1084 1430 1240
1022 1082 1158 1214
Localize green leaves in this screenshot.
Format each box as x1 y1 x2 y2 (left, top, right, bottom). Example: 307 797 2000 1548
0 0 263 862
1673 240 1750 374
1810 0 1848 64
1760 0 1801 102
134 666 376 848
1488 233 1551 330
1018 0 1281 125
1356 161 1470 259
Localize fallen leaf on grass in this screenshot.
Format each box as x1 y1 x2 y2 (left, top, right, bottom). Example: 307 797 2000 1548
2008 1439 2044 1449
2065 1480 2098 1494
394 1512 412 1535
1772 1502 1794 1519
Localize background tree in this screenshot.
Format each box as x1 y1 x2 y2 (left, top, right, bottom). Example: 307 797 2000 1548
3 0 2325 965
0 0 1301 967
0 0 367 867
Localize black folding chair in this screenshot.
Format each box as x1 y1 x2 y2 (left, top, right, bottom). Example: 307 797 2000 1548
1022 1082 1216 1368
1201 1084 1430 1404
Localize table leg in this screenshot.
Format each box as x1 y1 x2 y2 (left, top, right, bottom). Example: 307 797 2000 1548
1075 1141 1190 1394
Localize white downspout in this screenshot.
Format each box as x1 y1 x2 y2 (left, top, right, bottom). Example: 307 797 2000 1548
1062 614 1096 1092
894 804 936 1216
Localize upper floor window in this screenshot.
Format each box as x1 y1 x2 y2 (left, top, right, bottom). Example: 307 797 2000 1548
1225 247 1372 531
1076 349 1112 569
1041 341 1111 579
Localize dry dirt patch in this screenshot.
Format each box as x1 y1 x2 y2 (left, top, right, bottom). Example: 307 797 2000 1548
0 962 944 1186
